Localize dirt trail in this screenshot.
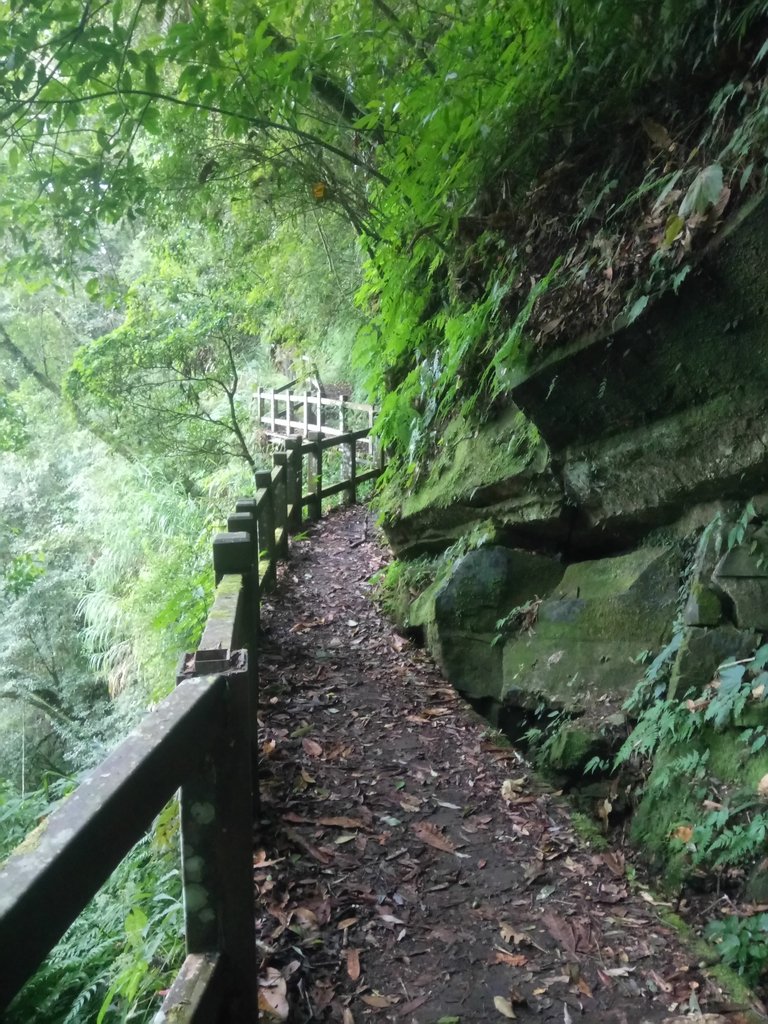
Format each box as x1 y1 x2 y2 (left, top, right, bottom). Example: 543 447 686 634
255 507 749 1024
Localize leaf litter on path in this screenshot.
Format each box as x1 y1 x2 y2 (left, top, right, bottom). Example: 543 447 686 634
255 507 747 1023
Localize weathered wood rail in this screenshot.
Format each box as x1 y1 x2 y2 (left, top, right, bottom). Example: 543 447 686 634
255 386 376 456
0 428 385 1021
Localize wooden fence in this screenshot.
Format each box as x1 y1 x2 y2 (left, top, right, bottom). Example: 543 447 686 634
255 387 376 456
0 427 385 1022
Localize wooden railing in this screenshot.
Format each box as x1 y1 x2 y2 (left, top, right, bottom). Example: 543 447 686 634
255 386 376 456
0 427 384 1022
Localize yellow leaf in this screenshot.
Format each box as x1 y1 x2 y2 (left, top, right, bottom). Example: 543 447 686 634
671 825 693 843
664 214 685 245
494 995 517 1018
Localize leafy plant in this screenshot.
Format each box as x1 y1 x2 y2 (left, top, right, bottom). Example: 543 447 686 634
705 913 768 984
5 809 184 1024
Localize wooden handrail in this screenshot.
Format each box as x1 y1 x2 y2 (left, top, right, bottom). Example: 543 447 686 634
0 426 385 1021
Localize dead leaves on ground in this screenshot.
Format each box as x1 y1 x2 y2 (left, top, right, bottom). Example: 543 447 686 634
254 509 723 1023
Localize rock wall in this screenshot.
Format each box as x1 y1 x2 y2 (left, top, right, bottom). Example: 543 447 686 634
387 196 768 560
384 195 768 886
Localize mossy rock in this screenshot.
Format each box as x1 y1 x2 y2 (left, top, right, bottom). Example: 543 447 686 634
382 407 565 558
409 545 563 701
501 546 682 713
542 724 599 772
668 626 758 699
433 546 563 634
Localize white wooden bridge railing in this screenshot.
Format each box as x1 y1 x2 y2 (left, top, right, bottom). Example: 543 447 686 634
255 386 376 456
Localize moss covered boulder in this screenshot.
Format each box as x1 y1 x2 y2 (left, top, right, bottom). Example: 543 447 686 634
501 546 682 718
413 545 563 701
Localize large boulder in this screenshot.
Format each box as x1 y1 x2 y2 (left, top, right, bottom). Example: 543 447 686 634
412 546 564 701
501 547 683 715
712 523 768 631
668 626 758 699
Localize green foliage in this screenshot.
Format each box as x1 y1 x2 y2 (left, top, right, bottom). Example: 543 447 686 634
705 913 768 985
5 804 184 1024
0 392 28 451
619 642 768 874
0 778 59 862
372 556 435 619
2 0 766 476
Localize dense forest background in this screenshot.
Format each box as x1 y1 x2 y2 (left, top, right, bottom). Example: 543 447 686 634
2 0 768 1019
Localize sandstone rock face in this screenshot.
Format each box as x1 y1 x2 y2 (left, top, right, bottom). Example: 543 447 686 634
668 625 758 699
712 523 768 631
501 547 682 714
381 196 768 895
385 198 768 561
411 546 563 701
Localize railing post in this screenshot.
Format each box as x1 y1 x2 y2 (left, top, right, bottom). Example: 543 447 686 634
315 391 322 431
269 388 276 434
256 386 263 432
272 453 290 559
284 436 303 532
345 436 357 506
230 499 260 643
302 393 309 436
284 390 291 435
307 430 323 521
229 503 260 786
212 532 252 586
254 469 276 591
180 661 256 1022
339 394 347 434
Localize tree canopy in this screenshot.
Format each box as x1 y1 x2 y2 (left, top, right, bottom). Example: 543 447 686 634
2 0 768 476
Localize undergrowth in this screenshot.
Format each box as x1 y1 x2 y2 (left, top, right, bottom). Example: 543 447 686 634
615 505 768 982
4 798 183 1024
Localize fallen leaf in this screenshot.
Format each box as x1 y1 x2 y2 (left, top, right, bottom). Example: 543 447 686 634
258 969 289 1020
343 1009 355 1024
641 117 673 148
294 907 319 934
302 738 323 757
596 797 612 825
494 995 517 1018
346 948 361 981
542 912 577 955
648 969 672 993
361 993 397 1008
499 923 527 946
671 825 693 843
494 950 529 967
398 995 430 1016
501 778 526 801
338 916 358 930
318 816 369 829
411 821 458 853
